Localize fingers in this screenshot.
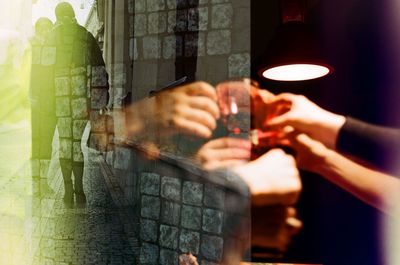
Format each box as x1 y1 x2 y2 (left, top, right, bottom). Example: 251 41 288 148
186 82 218 101
187 96 220 119
180 106 217 131
203 159 248 171
204 137 251 150
172 116 213 138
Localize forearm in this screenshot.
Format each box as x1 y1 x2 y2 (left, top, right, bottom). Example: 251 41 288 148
315 150 400 215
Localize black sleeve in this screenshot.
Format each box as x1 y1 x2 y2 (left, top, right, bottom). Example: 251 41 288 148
337 117 400 173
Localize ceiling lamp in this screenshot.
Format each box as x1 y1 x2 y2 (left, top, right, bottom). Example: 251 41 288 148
258 0 334 82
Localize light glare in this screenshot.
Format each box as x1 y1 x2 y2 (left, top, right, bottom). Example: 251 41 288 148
263 64 331 81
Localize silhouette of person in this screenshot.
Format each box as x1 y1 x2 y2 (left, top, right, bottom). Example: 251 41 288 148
42 2 110 206
30 17 56 196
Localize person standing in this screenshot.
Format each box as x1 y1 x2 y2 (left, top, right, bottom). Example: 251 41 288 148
30 17 56 197
42 2 110 206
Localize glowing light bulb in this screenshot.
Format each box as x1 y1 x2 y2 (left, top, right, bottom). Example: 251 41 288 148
262 64 331 81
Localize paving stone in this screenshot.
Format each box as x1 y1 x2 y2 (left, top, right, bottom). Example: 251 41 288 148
140 243 159 264
228 53 250 78
55 97 71 117
161 200 181 226
55 77 70 96
140 218 158 242
181 205 201 230
211 4 233 29
182 181 203 206
188 7 208 31
202 208 223 234
161 176 181 201
159 225 179 249
201 235 223 261
71 66 86 75
142 36 161 59
141 195 160 220
91 66 108 87
91 88 108 110
207 30 231 55
135 0 147 12
73 120 87 140
57 118 72 138
59 138 72 159
147 0 165 12
73 142 84 162
134 14 147 37
71 75 87 96
160 249 179 265
148 12 167 34
71 98 88 119
163 35 183 59
204 184 225 209
113 147 132 170
179 229 200 255
140 172 160 195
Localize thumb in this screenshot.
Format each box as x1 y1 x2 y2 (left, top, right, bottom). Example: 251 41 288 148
264 112 292 130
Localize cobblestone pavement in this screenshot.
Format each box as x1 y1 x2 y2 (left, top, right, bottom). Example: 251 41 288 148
32 156 137 265
0 123 138 265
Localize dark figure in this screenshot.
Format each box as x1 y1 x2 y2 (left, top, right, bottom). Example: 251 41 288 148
42 2 110 206
30 17 56 196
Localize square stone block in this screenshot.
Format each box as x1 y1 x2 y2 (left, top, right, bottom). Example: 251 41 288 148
90 88 108 110
159 225 179 249
201 235 223 261
141 195 160 220
207 30 231 55
113 147 132 170
57 117 72 138
71 75 87 96
71 98 88 119
179 229 200 255
73 142 84 162
181 205 201 230
135 0 146 12
140 243 159 264
55 77 70 96
185 32 205 57
202 209 223 234
148 12 167 34
41 46 56 65
140 172 160 195
73 120 87 140
140 218 158 243
228 53 250 78
59 138 72 159
55 97 71 117
134 14 147 37
204 184 225 209
188 7 208 31
163 35 183 59
143 36 161 59
91 66 108 87
161 176 181 201
54 67 70 77
168 10 187 33
211 4 233 29
182 181 203 206
71 66 86 75
160 249 179 265
161 201 181 226
147 0 165 12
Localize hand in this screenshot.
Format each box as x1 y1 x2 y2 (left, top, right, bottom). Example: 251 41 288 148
233 148 302 206
251 206 302 254
154 82 220 138
266 93 345 149
279 131 333 173
196 137 251 170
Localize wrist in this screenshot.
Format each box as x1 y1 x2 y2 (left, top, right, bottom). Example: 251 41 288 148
312 148 336 175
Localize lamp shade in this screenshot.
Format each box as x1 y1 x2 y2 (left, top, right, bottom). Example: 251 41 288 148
258 21 333 81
